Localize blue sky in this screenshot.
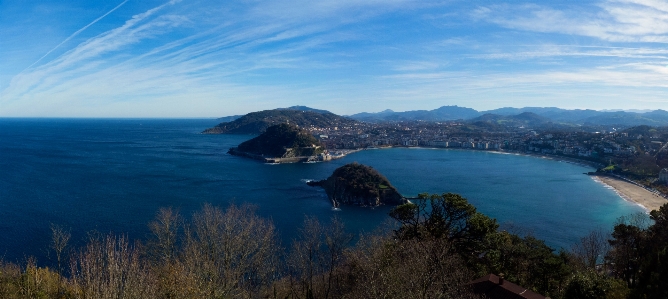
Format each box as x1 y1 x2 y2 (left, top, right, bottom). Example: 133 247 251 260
1 0 668 117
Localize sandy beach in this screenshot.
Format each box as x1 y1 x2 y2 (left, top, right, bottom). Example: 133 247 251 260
373 147 667 211
592 175 668 212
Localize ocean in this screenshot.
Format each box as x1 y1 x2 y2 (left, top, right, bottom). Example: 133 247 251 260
0 118 644 263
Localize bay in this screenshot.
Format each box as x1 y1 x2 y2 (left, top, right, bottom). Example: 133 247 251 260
0 118 644 263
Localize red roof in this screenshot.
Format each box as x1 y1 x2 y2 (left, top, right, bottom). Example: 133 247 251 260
469 274 549 299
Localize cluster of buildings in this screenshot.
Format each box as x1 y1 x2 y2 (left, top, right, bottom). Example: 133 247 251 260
309 121 649 159
307 119 665 164
303 119 668 189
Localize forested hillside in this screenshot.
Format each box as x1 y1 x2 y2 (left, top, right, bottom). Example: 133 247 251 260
203 109 358 134
309 163 406 207
233 123 324 158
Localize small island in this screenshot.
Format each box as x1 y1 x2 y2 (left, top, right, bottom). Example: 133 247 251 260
308 163 407 207
229 123 331 163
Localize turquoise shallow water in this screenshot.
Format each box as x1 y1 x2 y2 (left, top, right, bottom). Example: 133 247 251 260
0 118 644 263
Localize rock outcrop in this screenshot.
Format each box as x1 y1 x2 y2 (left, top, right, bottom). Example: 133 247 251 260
309 163 406 207
229 123 324 161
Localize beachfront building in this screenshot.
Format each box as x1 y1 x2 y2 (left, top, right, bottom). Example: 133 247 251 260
660 168 668 184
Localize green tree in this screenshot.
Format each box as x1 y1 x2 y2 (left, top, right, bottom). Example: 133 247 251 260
484 232 572 298
564 271 629 299
389 193 502 283
389 193 573 298
389 192 498 250
606 220 647 288
631 204 668 298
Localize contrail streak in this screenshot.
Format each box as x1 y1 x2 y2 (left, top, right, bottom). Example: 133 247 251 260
23 0 130 71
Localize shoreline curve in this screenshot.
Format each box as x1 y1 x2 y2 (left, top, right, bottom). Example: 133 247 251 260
357 146 667 212
590 174 667 212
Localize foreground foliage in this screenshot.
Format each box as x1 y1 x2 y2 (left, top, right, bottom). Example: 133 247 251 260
1 196 667 299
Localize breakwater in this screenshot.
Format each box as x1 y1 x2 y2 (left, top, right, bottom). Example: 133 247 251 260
228 147 322 163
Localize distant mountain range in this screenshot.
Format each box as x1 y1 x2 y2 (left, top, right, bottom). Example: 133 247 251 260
211 105 668 131
349 106 668 127
470 112 554 128
350 106 481 122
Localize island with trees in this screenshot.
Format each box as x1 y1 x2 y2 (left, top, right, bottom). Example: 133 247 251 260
228 123 328 163
308 163 406 207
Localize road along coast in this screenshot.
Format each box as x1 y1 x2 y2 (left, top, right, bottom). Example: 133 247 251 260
590 174 668 212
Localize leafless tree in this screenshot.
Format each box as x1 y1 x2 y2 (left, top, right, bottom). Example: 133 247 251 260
175 203 279 299
147 207 182 265
284 216 353 299
571 228 610 270
69 234 157 299
50 224 71 275
340 235 480 299
286 216 324 299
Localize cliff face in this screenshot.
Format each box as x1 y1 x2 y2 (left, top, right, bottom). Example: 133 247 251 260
231 123 323 158
311 163 406 207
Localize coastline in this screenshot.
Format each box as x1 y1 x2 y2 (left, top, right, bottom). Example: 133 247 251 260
229 147 362 164
357 146 667 211
365 145 603 169
590 174 667 212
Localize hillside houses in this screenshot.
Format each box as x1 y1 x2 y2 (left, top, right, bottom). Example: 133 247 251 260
311 120 655 166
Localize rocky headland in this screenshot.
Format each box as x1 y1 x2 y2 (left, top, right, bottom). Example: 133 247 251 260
229 123 327 163
308 163 406 207
203 108 359 134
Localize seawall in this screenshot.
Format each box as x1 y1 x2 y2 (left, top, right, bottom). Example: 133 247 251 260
228 148 318 163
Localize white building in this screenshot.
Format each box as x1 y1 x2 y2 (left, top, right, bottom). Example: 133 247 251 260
659 168 668 184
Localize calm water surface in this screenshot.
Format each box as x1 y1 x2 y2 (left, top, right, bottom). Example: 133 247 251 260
0 118 644 263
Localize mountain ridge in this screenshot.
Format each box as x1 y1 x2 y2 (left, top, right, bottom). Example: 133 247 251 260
203 107 358 134
211 105 668 128
348 106 668 127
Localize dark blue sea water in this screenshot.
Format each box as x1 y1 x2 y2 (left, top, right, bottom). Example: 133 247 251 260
0 118 644 263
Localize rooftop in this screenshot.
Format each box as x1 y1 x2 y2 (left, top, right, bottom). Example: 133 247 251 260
469 274 549 299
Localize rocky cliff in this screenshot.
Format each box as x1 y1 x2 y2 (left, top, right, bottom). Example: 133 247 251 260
230 123 323 159
309 163 406 207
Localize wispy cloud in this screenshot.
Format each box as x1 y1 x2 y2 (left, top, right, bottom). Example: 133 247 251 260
468 45 668 61
23 0 130 71
3 0 668 116
474 0 668 42
1 0 423 116
5 0 186 100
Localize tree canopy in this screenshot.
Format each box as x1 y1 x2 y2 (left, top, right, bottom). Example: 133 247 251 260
316 163 405 206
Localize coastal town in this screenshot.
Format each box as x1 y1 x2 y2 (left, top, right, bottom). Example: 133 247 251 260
309 120 659 159
207 106 668 211
303 119 668 208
